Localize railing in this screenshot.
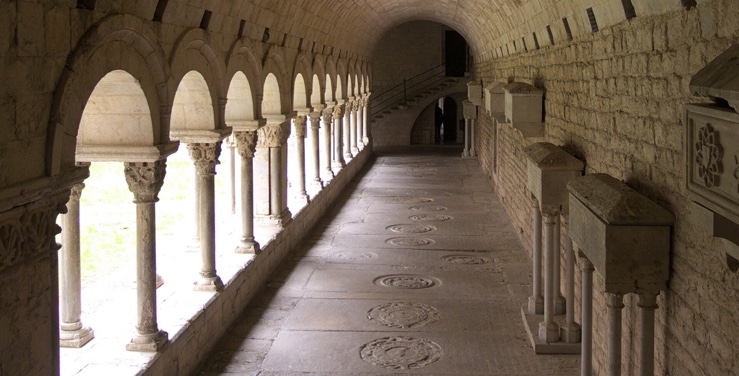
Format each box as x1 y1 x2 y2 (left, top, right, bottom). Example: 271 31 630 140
370 64 451 117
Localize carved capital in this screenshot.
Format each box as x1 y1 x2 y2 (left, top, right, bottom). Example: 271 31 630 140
69 183 85 202
234 130 258 158
345 101 354 113
124 160 166 204
257 122 291 148
322 108 334 124
332 105 343 119
293 116 307 138
308 112 322 129
187 142 222 176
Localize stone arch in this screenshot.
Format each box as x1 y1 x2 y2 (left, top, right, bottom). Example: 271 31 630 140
336 58 348 101
324 57 337 103
292 52 313 111
347 59 357 98
262 47 290 115
226 39 262 122
47 14 169 175
311 55 326 107
169 29 227 131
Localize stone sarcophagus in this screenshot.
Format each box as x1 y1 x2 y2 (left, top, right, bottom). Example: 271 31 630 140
484 82 506 122
504 82 544 137
467 80 483 106
567 174 675 295
524 142 584 214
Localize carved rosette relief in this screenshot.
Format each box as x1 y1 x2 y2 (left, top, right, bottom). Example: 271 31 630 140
257 122 291 148
293 116 307 138
124 160 167 203
695 124 723 188
0 191 68 272
234 131 258 158
367 302 440 329
360 336 443 370
187 142 222 176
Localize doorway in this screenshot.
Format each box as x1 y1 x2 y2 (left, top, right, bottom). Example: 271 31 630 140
443 97 458 143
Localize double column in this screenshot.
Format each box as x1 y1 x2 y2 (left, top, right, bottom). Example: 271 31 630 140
307 111 324 192
362 93 371 146
321 107 336 183
332 105 345 173
123 160 168 351
343 101 353 162
349 100 359 156
255 117 292 229
291 115 309 204
233 129 261 253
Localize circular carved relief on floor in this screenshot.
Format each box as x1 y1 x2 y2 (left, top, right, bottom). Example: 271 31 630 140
441 255 491 265
367 302 440 329
359 336 443 370
374 274 439 289
409 214 453 222
408 205 448 212
386 237 435 247
390 197 434 204
386 224 437 234
332 251 378 260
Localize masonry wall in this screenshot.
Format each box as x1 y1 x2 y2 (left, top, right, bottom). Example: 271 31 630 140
473 1 739 374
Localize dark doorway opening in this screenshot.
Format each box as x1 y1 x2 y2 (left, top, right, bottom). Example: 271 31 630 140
443 97 458 143
445 30 467 77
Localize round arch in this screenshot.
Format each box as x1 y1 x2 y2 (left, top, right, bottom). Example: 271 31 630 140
262 47 290 115
226 39 262 121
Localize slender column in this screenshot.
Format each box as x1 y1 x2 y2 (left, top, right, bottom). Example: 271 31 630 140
350 100 359 155
59 183 95 348
356 97 365 150
187 143 224 291
362 95 371 145
307 112 323 191
470 118 476 156
538 211 560 342
581 256 594 376
638 291 658 376
189 165 200 249
124 160 168 352
227 135 236 214
321 108 335 183
463 118 471 157
234 131 260 254
257 121 292 228
528 197 543 314
606 293 625 376
332 105 345 171
561 216 581 343
292 116 309 204
554 213 566 314
343 102 353 161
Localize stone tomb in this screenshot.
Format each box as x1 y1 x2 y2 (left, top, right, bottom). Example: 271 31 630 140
503 82 544 138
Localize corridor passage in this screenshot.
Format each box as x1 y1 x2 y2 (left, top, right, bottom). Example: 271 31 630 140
198 146 580 375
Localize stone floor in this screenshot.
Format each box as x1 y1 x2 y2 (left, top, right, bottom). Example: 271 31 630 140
196 146 580 375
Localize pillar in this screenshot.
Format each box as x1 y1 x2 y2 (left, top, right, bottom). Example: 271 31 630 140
463 117 471 157
189 165 200 249
256 120 292 228
528 197 543 314
124 160 168 352
554 213 566 314
59 183 94 348
538 210 560 343
356 97 365 150
606 293 625 376
470 118 476 156
350 100 359 156
638 291 658 376
292 115 309 204
234 130 260 254
227 135 236 214
362 94 371 146
187 143 224 292
321 108 335 183
343 102 353 161
561 216 581 343
332 105 345 172
307 112 323 191
581 256 594 376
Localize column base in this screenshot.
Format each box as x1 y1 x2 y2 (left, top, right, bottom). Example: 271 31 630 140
528 295 544 315
255 210 293 230
193 275 224 291
60 326 95 348
560 322 581 343
520 306 580 354
539 321 561 343
295 192 310 205
235 239 261 254
351 147 359 156
555 295 566 315
126 330 168 352
309 179 324 190
323 169 335 183
363 137 370 145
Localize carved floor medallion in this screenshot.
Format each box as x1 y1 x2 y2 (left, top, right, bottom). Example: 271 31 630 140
409 205 448 211
368 302 440 329
390 197 434 204
441 255 491 265
375 275 438 289
387 224 436 234
359 336 443 370
409 214 453 222
332 251 378 260
386 237 435 247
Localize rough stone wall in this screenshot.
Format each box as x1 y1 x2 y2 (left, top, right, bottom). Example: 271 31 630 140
473 1 739 374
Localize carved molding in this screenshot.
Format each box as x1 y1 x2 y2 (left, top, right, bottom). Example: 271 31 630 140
187 142 222 176
124 160 167 204
695 123 723 188
234 130 258 158
293 116 307 138
257 122 291 148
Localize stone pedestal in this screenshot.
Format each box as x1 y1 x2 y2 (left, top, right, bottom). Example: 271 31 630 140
234 130 261 254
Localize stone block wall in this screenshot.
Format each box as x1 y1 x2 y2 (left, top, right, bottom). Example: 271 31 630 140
473 1 739 374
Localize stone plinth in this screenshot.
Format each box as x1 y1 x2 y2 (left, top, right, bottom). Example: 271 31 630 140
503 82 544 138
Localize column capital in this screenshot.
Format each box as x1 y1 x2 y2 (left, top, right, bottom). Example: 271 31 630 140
187 142 222 176
69 183 85 201
332 104 344 119
308 112 322 128
345 101 355 112
542 208 560 222
234 130 259 158
258 121 291 147
293 115 307 138
124 160 166 204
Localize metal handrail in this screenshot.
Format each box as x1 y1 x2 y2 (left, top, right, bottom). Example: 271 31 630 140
370 64 452 117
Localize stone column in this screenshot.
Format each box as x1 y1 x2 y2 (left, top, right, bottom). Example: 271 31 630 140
332 105 345 172
606 293 625 376
292 115 309 204
528 197 543 314
554 213 565 314
463 117 471 157
189 165 200 249
538 210 560 343
124 160 168 352
343 102 353 161
470 118 476 157
638 291 658 376
581 256 594 376
59 183 94 348
321 108 335 183
362 94 371 146
234 130 260 254
561 216 581 343
227 135 236 214
356 97 365 150
256 120 292 228
187 143 224 292
307 112 323 191
350 100 359 156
